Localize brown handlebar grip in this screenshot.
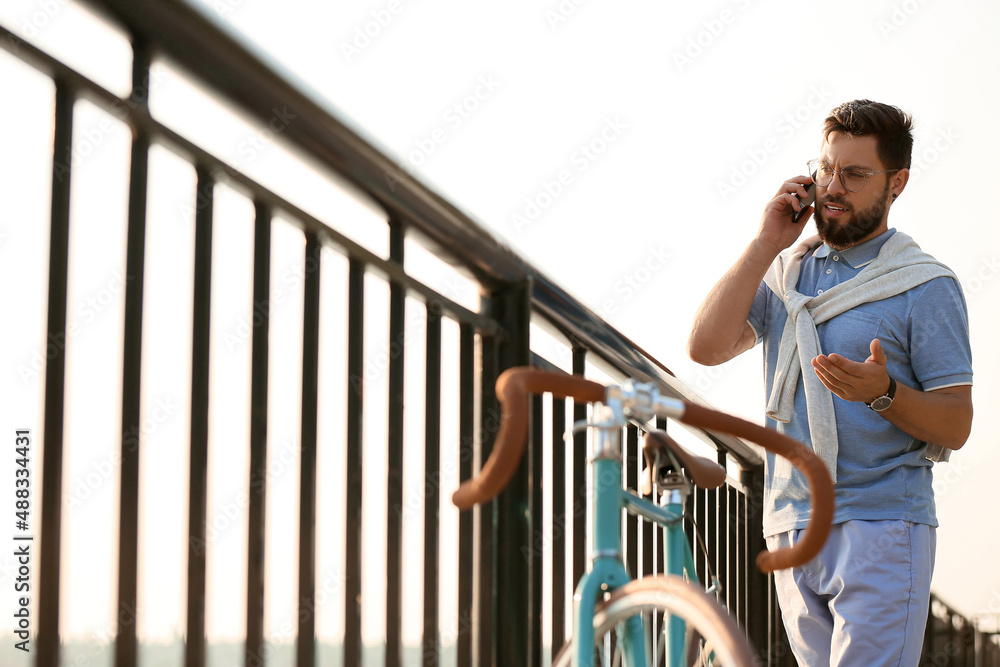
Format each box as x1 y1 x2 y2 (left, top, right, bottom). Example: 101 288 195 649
679 403 834 573
451 367 605 510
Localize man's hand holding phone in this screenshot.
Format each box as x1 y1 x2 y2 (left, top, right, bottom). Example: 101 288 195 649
757 176 815 255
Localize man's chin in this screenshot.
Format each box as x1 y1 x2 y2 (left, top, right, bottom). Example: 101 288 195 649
816 214 862 250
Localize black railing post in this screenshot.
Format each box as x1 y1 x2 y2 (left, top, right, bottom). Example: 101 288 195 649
186 166 214 667
477 332 499 667
715 450 728 605
456 323 476 665
246 200 271 667
571 346 588 595
485 279 532 666
421 301 443 666
344 259 365 666
625 426 639 580
386 219 406 667
742 466 770 664
550 396 568 652
37 79 75 667
115 37 151 667
297 233 321 667
529 392 545 664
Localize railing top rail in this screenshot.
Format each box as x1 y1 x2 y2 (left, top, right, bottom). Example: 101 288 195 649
63 0 761 467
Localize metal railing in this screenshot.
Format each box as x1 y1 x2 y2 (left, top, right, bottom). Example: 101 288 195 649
4 2 972 666
922 594 1000 667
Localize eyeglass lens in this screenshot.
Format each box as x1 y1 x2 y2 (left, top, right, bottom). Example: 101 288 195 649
809 163 867 192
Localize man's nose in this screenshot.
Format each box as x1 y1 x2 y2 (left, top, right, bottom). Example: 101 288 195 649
826 172 849 196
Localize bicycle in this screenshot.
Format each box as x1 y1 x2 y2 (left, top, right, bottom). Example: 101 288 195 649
453 367 834 666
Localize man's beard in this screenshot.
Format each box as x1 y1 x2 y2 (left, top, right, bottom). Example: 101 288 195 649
814 180 891 250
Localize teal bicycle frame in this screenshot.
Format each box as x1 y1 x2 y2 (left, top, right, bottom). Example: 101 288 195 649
572 389 712 666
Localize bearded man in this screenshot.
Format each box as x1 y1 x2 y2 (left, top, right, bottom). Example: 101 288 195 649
687 99 974 666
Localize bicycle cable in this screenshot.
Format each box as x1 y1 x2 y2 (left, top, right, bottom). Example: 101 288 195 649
683 510 725 605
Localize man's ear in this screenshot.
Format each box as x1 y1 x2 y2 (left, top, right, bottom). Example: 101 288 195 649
890 168 909 199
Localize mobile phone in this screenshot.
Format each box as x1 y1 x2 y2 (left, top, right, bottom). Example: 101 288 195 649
793 184 816 223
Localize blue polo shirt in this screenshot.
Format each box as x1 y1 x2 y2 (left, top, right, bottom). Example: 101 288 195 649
747 229 973 537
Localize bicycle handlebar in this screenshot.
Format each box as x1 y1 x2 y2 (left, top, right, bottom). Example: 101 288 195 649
451 367 606 510
451 367 834 573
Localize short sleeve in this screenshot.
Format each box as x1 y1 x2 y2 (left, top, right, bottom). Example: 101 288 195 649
746 280 770 345
907 277 973 390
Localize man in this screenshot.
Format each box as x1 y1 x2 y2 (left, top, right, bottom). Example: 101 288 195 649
687 100 973 666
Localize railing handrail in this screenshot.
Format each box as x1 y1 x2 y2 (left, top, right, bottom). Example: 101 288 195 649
71 0 761 468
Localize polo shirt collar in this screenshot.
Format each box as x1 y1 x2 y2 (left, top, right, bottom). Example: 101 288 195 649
812 228 897 268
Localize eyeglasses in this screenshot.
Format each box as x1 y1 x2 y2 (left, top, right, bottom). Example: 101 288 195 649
807 160 900 193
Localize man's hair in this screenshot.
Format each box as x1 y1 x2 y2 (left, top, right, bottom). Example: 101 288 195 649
822 100 913 169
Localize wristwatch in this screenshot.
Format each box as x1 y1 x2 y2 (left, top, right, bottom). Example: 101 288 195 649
866 377 897 412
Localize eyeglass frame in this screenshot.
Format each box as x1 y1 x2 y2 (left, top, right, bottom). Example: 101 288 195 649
806 159 902 193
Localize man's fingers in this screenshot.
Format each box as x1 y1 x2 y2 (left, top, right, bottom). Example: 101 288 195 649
773 176 813 199
813 357 842 384
817 353 864 379
870 338 887 365
812 362 846 397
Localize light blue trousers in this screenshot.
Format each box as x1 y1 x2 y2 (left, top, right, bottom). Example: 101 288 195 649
766 520 936 667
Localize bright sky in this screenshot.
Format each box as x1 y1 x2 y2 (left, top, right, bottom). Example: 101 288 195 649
2 0 999 663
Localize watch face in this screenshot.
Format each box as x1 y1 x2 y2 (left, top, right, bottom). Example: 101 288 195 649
871 396 892 411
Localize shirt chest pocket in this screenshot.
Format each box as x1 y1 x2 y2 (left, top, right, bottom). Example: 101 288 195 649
816 310 884 362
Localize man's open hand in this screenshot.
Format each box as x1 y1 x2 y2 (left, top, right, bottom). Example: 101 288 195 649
812 338 892 404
